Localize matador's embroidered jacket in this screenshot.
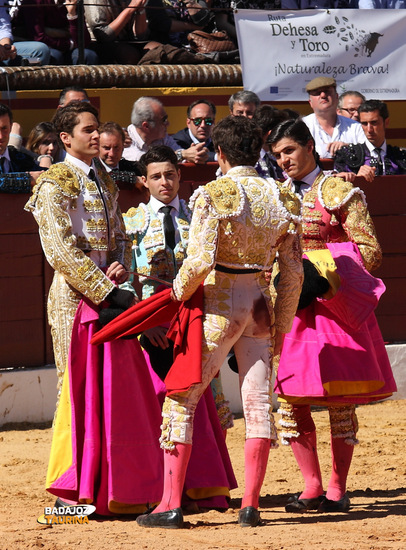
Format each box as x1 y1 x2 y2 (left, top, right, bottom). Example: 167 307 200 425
25 161 131 398
285 171 382 272
25 160 131 302
123 199 191 299
172 166 304 334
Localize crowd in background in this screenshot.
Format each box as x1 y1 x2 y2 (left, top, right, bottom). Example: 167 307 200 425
0 0 404 67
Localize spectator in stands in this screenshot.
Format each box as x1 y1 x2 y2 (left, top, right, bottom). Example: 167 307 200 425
337 91 366 122
334 99 406 177
123 96 208 164
85 0 155 64
26 122 60 168
214 1 282 42
0 0 50 65
229 90 260 119
0 103 42 192
172 99 216 162
58 86 89 107
252 105 288 180
282 0 354 7
146 0 215 47
15 0 98 65
358 1 405 7
98 121 143 189
303 76 365 159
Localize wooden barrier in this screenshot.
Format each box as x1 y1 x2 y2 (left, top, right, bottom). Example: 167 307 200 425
0 168 404 369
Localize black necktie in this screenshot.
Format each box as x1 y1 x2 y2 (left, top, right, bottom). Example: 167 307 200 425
161 205 176 250
0 157 6 174
293 180 306 194
88 168 97 181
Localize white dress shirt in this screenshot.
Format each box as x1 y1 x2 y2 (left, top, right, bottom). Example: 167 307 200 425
303 113 366 159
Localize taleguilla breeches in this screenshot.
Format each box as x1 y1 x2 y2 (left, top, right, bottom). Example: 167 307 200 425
160 270 278 450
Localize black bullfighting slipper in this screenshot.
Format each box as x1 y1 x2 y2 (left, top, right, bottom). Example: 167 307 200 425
54 497 73 508
238 506 261 527
318 493 350 513
136 507 184 529
285 494 324 513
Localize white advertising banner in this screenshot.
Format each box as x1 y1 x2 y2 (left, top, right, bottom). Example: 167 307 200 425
235 9 406 101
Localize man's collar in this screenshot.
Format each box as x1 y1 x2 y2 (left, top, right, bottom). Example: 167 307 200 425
299 166 321 186
65 152 94 175
187 127 211 147
99 158 116 172
365 139 387 155
149 194 180 215
0 147 11 162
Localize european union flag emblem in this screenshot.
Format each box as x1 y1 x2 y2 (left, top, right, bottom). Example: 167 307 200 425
270 87 278 94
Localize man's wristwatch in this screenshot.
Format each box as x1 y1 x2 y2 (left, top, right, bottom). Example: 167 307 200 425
176 149 183 162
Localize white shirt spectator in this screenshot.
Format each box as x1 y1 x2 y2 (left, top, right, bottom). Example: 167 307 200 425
123 124 181 161
303 113 365 159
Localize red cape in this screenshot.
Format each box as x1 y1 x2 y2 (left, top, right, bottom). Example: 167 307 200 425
91 286 204 395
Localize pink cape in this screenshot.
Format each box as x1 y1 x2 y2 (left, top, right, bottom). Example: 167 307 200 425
91 286 205 395
275 242 397 404
47 300 164 515
48 300 237 514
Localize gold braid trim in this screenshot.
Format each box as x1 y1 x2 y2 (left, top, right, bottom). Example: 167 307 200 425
320 176 362 210
98 166 118 197
275 182 301 218
328 405 359 445
204 177 242 217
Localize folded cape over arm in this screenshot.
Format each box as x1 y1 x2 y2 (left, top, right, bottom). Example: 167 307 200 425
90 286 204 395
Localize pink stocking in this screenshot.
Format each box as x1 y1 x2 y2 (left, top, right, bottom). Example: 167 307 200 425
241 438 271 509
326 436 354 502
290 431 324 499
153 443 192 513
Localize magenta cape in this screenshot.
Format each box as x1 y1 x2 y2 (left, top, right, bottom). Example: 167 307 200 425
275 242 397 405
46 300 164 515
91 286 205 395
47 299 237 514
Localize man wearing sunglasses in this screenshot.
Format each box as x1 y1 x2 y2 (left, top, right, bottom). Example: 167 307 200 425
173 99 216 162
123 96 209 164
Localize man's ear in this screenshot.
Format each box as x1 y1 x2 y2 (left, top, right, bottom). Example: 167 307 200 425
384 117 390 130
217 145 225 162
59 131 71 148
141 175 148 189
141 121 150 132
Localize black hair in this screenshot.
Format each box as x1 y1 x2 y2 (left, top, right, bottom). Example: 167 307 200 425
358 99 389 120
269 118 319 165
212 115 262 167
0 103 12 123
187 99 216 118
139 145 178 177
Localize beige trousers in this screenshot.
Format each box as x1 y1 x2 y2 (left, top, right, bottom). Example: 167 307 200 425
160 270 278 449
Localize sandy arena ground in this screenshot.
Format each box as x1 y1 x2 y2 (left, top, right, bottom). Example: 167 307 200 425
0 399 405 550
